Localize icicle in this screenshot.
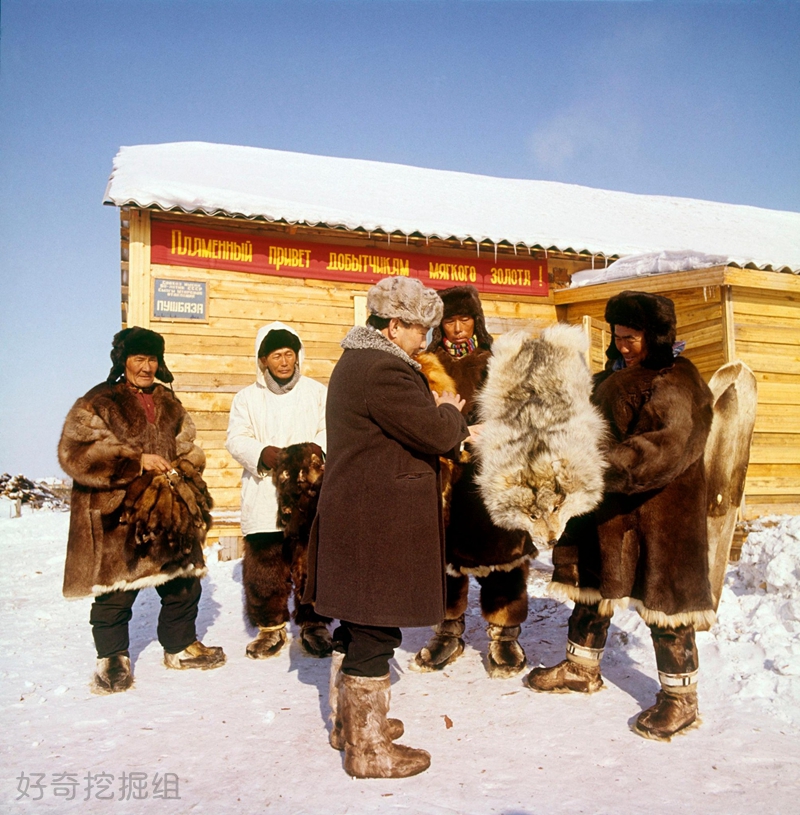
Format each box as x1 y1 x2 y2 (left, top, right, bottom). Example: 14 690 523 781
405 234 409 245
477 242 480 257
592 255 595 270
494 243 498 262
426 236 429 246
388 232 391 245
514 244 518 256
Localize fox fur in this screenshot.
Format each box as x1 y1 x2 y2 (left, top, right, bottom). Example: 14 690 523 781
475 324 607 546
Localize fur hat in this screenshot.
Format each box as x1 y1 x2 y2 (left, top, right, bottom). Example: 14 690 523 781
107 327 174 384
428 285 493 351
258 328 302 358
366 277 443 329
604 290 677 370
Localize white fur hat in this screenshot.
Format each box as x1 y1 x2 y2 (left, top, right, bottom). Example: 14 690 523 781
366 277 443 328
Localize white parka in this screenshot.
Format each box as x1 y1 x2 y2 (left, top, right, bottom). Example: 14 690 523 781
226 322 328 536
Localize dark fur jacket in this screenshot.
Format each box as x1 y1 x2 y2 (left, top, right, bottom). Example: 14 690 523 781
429 346 535 576
59 381 208 598
551 356 716 628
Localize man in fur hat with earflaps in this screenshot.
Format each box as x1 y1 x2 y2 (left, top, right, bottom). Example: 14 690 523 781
304 276 472 778
413 285 536 678
527 290 715 741
59 327 225 695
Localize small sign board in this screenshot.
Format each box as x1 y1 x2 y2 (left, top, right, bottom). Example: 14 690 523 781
152 278 208 322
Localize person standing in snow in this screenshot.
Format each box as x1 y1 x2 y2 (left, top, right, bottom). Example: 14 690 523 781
526 291 715 741
413 286 535 678
59 327 225 695
226 322 329 659
304 277 471 779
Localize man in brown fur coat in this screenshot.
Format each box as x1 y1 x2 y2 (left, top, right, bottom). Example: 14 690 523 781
59 328 225 694
414 286 535 678
526 291 715 741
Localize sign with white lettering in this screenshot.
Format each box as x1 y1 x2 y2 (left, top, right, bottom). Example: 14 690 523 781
151 220 548 297
152 278 208 321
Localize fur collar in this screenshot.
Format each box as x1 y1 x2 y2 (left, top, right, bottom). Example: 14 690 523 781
341 325 421 371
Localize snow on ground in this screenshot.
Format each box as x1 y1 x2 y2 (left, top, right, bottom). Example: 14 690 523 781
2 504 799 814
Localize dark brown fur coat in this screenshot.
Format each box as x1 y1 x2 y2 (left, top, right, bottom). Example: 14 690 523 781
427 346 535 575
551 356 716 628
59 381 208 598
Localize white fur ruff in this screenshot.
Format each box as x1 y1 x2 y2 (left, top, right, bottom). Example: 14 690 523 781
475 324 607 546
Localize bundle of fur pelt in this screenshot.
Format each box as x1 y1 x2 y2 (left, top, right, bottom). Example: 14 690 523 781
272 443 324 541
475 324 607 546
121 459 213 551
416 352 465 526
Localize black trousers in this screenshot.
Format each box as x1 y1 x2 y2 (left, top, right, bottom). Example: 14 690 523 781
334 620 402 678
90 577 201 658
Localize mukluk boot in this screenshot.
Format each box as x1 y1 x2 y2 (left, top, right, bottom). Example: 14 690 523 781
328 652 403 750
339 673 430 778
246 623 287 659
164 640 226 670
486 623 527 679
92 653 133 694
525 640 604 693
634 624 700 741
413 615 465 671
299 622 334 658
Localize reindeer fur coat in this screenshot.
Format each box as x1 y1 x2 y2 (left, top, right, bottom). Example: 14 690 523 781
550 356 716 628
59 381 208 598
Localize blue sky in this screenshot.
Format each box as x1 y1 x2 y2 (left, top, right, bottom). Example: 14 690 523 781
1 0 798 477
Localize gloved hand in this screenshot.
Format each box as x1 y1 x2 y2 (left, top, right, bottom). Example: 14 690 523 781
259 445 282 471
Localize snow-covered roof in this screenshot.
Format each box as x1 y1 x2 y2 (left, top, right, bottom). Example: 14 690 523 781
104 141 800 273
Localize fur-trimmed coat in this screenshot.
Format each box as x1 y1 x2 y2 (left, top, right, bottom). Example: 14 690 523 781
59 382 208 598
303 326 469 627
550 356 716 628
428 347 535 574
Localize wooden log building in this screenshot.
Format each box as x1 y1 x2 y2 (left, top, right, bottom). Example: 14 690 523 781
104 142 800 554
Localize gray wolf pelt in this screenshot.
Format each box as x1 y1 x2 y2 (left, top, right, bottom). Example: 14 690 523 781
475 324 607 546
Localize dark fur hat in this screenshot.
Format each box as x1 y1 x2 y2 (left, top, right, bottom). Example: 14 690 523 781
258 329 302 358
428 285 493 351
107 327 174 384
604 290 677 370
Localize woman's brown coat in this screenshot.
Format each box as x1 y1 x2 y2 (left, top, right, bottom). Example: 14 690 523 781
59 381 207 598
304 327 469 628
551 356 716 628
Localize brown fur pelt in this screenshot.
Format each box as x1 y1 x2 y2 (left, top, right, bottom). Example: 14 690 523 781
416 353 462 525
272 443 324 541
476 324 607 547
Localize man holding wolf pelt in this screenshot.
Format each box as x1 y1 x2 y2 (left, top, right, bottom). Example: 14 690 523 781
527 290 716 741
413 285 536 678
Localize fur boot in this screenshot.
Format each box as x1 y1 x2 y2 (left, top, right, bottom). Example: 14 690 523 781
300 622 334 658
634 623 699 740
413 615 465 671
339 673 430 778
329 653 403 750
92 653 133 694
164 640 226 670
486 623 527 678
246 623 287 659
525 656 603 693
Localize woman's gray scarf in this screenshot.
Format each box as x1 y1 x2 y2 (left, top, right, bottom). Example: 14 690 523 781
265 365 301 394
341 325 421 371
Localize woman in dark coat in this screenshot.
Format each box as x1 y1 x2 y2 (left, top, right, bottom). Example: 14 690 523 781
526 291 715 742
305 277 469 778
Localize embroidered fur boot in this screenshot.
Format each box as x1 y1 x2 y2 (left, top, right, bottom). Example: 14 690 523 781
246 623 287 659
486 623 527 678
339 673 430 778
164 640 226 670
413 615 465 671
92 653 133 694
300 622 334 658
328 652 403 750
634 624 700 740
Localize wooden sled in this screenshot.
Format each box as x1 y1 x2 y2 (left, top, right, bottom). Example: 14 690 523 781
701 360 758 623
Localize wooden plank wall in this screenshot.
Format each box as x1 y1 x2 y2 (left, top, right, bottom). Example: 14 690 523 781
729 281 800 518
128 211 558 541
